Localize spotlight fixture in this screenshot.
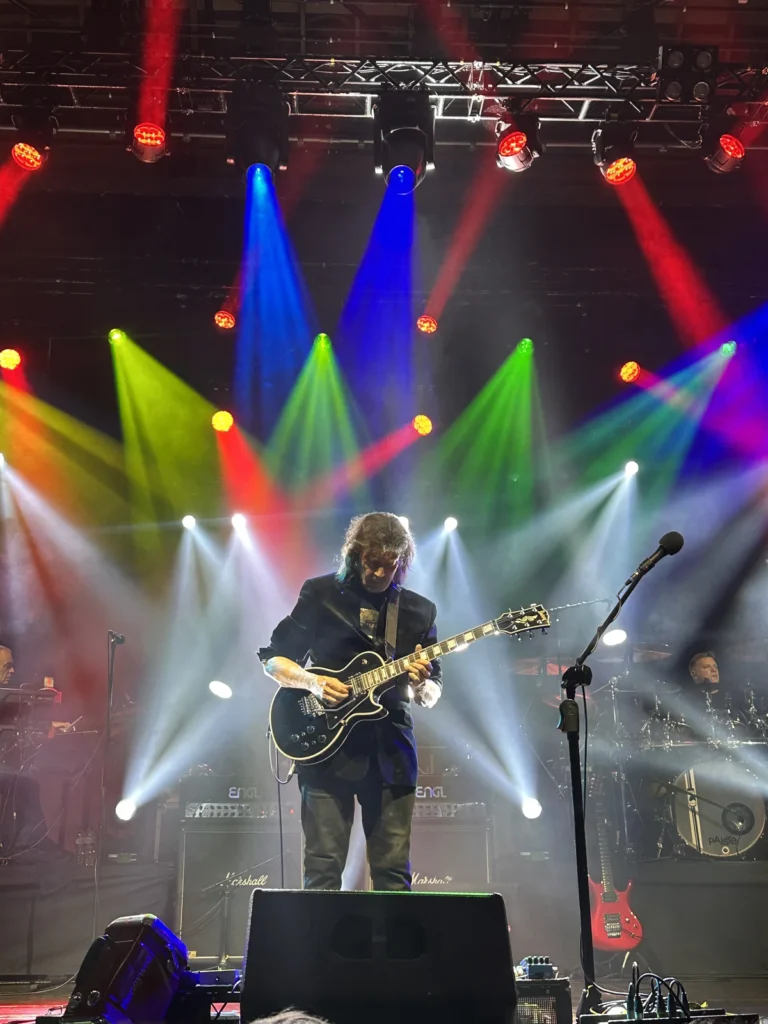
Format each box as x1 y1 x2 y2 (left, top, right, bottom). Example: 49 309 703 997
721 340 737 357
0 349 21 371
373 91 435 194
398 516 410 529
182 515 196 530
619 360 641 383
625 460 639 476
108 328 126 345
592 122 638 186
602 628 628 647
495 114 542 173
444 516 458 532
658 44 718 104
412 414 433 436
212 410 234 433
703 120 746 175
416 314 438 335
214 309 236 330
10 100 56 172
231 512 246 530
314 333 332 350
209 680 233 700
131 122 167 164
115 798 137 822
225 84 289 175
518 338 534 354
11 142 45 172
522 797 542 820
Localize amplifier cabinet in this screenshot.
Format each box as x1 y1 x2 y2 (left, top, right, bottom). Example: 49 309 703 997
409 821 492 892
177 820 302 962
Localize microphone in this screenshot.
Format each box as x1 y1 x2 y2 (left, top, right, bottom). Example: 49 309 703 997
109 630 126 645
626 531 684 585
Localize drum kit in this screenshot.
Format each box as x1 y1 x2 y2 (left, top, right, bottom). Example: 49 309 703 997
515 639 768 861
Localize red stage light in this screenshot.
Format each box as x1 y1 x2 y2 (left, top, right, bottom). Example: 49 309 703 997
719 134 745 161
212 410 234 433
214 310 236 330
416 314 438 335
0 348 21 370
604 157 637 186
134 123 165 148
11 143 44 172
131 123 166 164
497 131 527 159
412 414 433 436
619 360 641 383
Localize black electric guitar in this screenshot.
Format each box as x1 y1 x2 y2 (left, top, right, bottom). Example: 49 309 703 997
269 604 550 766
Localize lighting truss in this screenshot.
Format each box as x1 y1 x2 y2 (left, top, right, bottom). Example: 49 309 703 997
1 53 767 148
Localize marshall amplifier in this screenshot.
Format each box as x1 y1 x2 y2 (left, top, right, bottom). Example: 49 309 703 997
410 747 491 891
409 822 492 892
177 776 301 962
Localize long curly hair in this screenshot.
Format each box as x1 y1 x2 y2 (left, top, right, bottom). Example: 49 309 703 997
337 511 416 586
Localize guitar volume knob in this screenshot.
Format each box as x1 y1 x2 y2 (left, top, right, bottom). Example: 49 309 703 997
306 725 315 735
301 742 310 751
290 734 300 743
318 734 327 742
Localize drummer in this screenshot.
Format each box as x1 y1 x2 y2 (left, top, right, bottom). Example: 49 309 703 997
688 650 732 711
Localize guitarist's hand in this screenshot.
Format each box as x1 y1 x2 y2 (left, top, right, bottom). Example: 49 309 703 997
314 676 350 705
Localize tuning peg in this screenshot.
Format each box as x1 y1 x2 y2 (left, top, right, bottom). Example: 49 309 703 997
527 630 534 639
541 628 548 636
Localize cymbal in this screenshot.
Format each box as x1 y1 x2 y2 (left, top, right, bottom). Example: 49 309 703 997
511 656 574 677
726 641 768 663
632 642 673 663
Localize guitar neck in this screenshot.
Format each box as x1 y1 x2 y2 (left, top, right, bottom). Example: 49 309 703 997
596 810 617 898
354 619 501 695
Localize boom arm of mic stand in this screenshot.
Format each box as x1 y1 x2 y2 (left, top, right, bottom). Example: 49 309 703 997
559 573 645 1020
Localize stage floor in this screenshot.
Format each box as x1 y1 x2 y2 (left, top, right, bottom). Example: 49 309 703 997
1 978 767 1023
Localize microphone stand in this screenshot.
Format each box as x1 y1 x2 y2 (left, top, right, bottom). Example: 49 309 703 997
93 631 124 938
559 571 651 1020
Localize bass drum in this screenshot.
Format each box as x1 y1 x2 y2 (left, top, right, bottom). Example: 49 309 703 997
670 757 766 858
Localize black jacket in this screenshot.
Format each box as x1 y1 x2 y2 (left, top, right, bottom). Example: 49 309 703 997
258 572 441 786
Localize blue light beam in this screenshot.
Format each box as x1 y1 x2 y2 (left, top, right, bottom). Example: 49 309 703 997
235 164 316 434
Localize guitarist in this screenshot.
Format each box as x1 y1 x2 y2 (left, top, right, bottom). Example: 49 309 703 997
258 512 442 891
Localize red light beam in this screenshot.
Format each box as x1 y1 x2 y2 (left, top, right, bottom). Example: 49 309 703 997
616 175 728 348
0 158 33 230
298 423 420 507
426 151 510 320
137 0 181 134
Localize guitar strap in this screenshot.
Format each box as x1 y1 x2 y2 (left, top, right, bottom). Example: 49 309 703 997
384 586 400 662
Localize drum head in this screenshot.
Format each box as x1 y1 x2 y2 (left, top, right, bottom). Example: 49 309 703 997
672 759 766 857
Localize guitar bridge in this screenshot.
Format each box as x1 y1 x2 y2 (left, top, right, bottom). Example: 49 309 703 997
299 694 326 717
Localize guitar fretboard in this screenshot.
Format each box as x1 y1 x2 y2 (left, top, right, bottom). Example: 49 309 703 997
349 610 545 696
596 810 617 898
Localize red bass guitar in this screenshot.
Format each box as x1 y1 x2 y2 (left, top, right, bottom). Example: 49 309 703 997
589 793 643 952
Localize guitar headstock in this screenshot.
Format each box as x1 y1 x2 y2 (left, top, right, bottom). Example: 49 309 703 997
495 604 550 636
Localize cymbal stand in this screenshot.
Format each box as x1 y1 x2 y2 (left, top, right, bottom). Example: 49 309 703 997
608 677 634 858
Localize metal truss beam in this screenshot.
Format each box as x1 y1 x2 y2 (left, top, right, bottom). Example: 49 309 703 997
1 52 767 142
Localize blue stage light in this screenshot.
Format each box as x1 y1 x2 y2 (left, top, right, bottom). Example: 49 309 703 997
389 165 418 195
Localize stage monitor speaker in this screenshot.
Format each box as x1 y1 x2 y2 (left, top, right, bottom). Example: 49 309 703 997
177 822 301 962
241 889 517 1024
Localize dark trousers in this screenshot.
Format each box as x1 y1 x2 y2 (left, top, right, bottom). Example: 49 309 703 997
299 771 415 891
